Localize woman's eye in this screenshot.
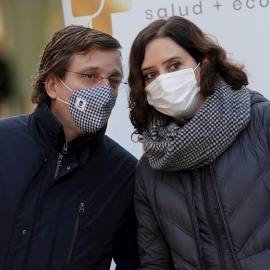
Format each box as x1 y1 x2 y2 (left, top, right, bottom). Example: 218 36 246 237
170 63 181 70
144 72 156 80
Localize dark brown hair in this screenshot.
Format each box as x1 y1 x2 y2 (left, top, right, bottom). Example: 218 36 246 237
31 25 121 104
128 16 248 137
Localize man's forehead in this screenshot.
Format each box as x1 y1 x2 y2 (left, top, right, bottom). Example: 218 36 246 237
69 49 122 72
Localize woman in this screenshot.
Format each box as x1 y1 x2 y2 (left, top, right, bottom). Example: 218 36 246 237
128 16 270 269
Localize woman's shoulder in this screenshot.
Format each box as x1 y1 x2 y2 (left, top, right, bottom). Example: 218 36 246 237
137 153 176 180
248 89 269 105
248 89 270 125
137 153 152 171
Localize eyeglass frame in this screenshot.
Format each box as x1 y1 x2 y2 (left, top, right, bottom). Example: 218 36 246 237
64 70 127 90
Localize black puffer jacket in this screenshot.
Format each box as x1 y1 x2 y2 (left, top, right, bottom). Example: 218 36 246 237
135 90 270 269
0 103 139 270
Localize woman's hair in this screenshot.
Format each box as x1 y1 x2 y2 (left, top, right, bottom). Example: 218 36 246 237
31 25 121 104
128 16 248 137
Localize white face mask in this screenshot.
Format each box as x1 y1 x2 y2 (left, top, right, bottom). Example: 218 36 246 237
57 78 116 133
145 63 203 119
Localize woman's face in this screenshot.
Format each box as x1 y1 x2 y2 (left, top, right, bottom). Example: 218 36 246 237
141 37 201 87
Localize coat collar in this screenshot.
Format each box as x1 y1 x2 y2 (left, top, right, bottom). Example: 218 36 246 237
32 103 106 154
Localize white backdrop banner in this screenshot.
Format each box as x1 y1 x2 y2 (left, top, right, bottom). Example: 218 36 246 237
62 0 270 159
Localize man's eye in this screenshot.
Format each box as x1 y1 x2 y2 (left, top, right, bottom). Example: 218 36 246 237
109 76 122 83
84 73 93 79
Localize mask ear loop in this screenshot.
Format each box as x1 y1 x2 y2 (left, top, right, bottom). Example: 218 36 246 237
194 62 201 71
57 77 73 92
56 76 73 105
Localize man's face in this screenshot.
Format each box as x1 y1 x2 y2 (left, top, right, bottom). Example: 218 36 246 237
46 48 122 141
60 48 122 97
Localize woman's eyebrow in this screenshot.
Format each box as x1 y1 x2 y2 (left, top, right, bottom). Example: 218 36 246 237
163 56 183 64
141 56 183 72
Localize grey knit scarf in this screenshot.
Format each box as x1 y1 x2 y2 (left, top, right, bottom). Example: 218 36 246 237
142 78 250 171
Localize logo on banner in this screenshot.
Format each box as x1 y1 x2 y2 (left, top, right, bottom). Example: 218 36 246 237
70 0 132 35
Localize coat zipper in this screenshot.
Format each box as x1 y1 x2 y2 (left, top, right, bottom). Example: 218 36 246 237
54 142 68 179
67 202 85 265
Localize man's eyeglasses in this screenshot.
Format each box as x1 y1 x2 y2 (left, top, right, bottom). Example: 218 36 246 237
65 70 127 90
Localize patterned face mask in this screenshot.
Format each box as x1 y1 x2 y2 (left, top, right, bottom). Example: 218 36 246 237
57 78 116 133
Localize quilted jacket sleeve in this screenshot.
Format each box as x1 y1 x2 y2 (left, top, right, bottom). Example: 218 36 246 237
134 158 174 269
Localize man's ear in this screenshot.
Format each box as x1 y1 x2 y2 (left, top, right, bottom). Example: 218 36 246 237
45 74 58 99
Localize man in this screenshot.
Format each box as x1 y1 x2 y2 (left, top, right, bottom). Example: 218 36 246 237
0 25 139 269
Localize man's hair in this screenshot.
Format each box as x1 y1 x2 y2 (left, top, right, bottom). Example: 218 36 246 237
31 25 121 104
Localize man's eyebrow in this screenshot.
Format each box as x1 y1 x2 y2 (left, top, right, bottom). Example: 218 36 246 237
79 66 101 72
79 66 122 76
